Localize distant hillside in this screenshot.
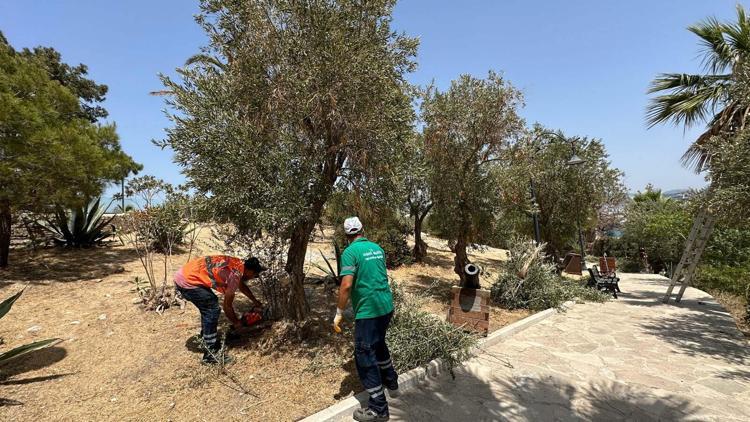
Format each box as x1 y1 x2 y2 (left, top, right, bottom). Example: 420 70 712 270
627 188 693 201
662 189 691 200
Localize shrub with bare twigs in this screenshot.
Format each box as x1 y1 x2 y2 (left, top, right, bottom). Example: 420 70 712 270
118 196 199 313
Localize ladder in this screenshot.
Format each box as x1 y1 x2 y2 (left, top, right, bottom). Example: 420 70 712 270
663 208 716 303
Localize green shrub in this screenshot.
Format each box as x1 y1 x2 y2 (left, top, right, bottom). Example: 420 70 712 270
704 227 750 267
387 279 477 373
491 237 609 311
694 265 750 298
619 258 641 273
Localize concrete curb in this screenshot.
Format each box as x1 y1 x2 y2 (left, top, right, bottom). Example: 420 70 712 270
299 301 575 422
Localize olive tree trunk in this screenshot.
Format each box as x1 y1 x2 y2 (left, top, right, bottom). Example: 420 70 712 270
412 204 432 263
453 235 472 287
0 201 11 268
285 221 315 320
283 150 343 320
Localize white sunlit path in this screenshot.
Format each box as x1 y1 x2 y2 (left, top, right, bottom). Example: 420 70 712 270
368 273 750 421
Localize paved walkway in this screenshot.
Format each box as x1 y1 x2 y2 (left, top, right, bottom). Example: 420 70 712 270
385 274 750 421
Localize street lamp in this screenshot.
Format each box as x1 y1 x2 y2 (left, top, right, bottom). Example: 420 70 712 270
529 178 542 246
567 154 585 166
565 140 587 271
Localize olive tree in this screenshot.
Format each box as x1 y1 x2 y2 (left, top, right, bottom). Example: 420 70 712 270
422 72 524 286
497 126 626 259
160 0 417 320
404 133 432 262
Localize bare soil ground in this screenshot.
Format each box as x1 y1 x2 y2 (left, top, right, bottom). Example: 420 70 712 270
709 290 750 337
0 228 527 421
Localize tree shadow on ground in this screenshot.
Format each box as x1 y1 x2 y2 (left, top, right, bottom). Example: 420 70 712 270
638 300 749 365
422 252 455 271
717 368 750 382
0 246 136 286
618 289 723 314
389 366 703 421
411 275 454 305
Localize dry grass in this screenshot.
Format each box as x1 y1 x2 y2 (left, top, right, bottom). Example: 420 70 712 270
0 227 527 421
709 290 750 338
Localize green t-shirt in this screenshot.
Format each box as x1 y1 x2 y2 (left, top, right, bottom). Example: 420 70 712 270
340 237 394 320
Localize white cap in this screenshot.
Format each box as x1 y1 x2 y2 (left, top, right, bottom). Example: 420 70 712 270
344 217 363 235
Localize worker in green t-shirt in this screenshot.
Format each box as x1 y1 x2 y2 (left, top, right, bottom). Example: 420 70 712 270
333 216 398 422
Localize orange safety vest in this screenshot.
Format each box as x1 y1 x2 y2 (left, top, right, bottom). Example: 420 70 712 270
180 255 244 293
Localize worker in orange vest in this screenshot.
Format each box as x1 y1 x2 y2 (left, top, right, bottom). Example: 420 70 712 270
174 255 266 364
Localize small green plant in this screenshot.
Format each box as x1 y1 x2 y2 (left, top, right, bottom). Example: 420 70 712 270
0 287 60 365
387 279 477 373
129 276 151 302
41 197 115 247
491 237 609 311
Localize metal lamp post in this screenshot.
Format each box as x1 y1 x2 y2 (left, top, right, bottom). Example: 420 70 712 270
566 145 586 270
529 178 541 245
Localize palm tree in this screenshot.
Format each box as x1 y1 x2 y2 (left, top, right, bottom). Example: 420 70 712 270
647 4 750 172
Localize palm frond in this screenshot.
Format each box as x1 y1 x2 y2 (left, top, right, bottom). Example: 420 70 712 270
647 73 729 94
646 72 732 128
722 5 750 55
649 6 750 173
681 139 711 173
689 16 735 74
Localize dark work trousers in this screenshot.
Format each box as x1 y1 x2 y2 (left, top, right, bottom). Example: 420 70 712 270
354 311 397 416
176 285 221 359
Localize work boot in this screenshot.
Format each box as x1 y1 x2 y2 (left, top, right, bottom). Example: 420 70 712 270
353 408 389 422
385 378 400 398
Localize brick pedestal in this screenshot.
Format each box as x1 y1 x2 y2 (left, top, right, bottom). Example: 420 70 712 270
447 286 490 336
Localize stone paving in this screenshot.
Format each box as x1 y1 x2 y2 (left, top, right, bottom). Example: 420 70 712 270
381 273 750 421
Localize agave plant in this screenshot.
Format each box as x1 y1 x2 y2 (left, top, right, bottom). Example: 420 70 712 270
0 288 60 365
313 241 342 285
42 197 115 247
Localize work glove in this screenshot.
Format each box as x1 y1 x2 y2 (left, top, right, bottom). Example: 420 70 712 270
333 308 344 333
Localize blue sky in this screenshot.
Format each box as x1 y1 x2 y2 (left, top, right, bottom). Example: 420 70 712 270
1 0 745 193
